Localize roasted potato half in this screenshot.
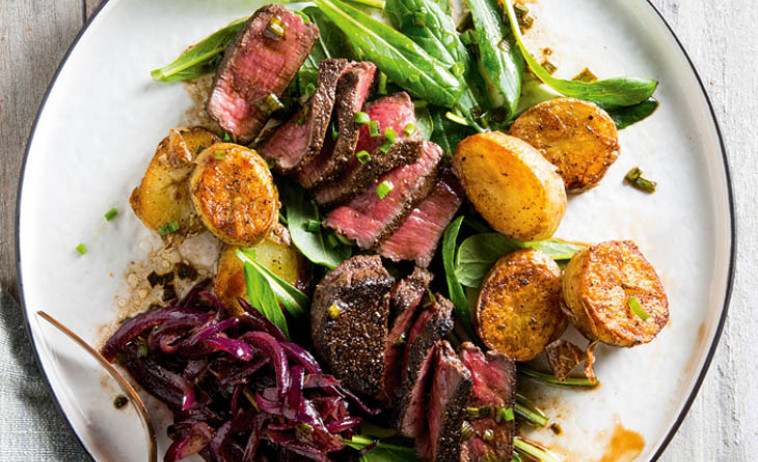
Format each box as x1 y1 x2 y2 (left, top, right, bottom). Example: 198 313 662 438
190 143 279 247
130 127 220 239
452 132 567 241
215 224 311 314
561 240 669 347
510 97 620 193
475 248 567 361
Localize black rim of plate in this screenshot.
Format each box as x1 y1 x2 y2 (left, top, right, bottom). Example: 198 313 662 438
15 1 737 461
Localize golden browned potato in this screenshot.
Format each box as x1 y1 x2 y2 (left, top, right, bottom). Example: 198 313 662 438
475 248 567 361
190 143 279 247
452 132 567 241
510 98 620 193
561 240 669 347
130 127 220 239
215 224 311 313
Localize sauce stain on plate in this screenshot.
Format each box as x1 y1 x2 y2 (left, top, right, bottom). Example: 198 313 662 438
596 421 645 462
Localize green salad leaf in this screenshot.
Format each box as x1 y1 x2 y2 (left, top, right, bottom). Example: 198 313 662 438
456 233 586 288
243 261 291 339
503 1 657 107
604 98 660 129
429 107 476 156
442 217 475 336
346 435 418 462
235 249 309 320
150 17 247 82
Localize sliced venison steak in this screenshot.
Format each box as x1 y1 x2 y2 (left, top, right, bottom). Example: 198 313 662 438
418 340 473 462
395 293 454 438
310 255 394 400
382 267 434 404
295 62 377 189
458 343 517 462
207 5 318 144
324 140 443 250
355 92 420 154
380 169 464 268
259 59 352 173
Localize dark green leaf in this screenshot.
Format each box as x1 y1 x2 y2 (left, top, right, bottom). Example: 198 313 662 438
603 98 659 129
151 18 247 82
243 262 291 339
280 183 351 269
429 107 475 156
503 2 657 107
442 217 475 337
236 249 309 320
310 0 464 108
468 0 525 120
456 233 585 288
346 435 418 462
414 105 434 140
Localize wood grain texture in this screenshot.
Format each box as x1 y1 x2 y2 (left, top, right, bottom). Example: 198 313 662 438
0 0 753 460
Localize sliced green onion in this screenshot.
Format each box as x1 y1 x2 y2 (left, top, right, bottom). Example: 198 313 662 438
496 406 515 423
376 180 394 199
297 116 306 125
384 127 397 143
573 67 599 83
514 437 565 462
379 139 393 153
354 111 371 125
328 304 341 319
625 167 657 193
330 123 339 140
214 150 226 160
482 429 495 442
369 120 381 137
461 421 474 440
157 221 181 236
104 208 119 222
445 111 469 126
75 243 88 255
220 131 232 142
377 72 388 95
356 150 371 165
519 366 598 388
515 394 549 427
335 233 354 246
404 123 418 137
264 16 287 39
304 83 316 98
628 296 651 320
304 219 321 233
256 93 285 115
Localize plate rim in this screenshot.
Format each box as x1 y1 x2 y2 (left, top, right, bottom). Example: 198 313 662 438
14 0 736 460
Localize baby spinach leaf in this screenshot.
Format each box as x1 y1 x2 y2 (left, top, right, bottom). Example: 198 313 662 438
468 0 525 120
429 107 476 156
243 261 291 339
456 233 585 288
150 17 247 82
280 183 351 269
309 0 464 108
414 105 435 140
236 249 309 320
503 1 657 107
347 435 418 462
442 216 475 337
603 98 660 129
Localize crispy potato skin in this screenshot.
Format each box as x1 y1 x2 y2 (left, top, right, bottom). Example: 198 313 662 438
215 225 311 314
561 240 669 347
510 97 620 193
190 143 279 247
452 132 567 241
475 248 567 361
130 127 220 239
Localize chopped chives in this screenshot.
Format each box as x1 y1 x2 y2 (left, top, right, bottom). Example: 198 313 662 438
354 111 371 125
625 167 658 193
496 406 515 422
256 93 285 115
379 140 393 153
330 123 339 140
384 127 397 143
214 150 226 160
376 181 394 199
445 111 469 126
157 221 180 236
264 16 287 39
404 123 418 137
573 67 599 83
377 72 388 95
104 208 119 221
368 120 381 137
304 219 321 233
220 131 232 142
75 243 88 255
628 296 651 320
296 116 306 126
356 150 371 165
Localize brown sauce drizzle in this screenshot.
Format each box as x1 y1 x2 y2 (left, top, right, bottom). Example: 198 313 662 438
597 423 645 462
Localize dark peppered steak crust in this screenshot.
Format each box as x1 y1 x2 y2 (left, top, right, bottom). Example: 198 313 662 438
310 255 394 400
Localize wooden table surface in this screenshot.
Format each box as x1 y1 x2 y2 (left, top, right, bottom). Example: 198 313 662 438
1 1 754 460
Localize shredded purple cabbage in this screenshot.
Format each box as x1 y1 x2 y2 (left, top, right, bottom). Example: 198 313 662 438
103 281 372 461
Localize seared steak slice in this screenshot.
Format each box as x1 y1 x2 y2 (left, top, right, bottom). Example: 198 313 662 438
295 62 377 189
382 268 434 404
379 170 464 268
312 93 420 207
458 343 517 462
310 255 394 399
312 140 423 207
418 341 472 462
395 293 454 438
324 140 443 249
259 59 352 173
207 5 319 143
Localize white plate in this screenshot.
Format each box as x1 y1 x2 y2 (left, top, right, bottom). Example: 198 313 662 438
17 0 734 460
